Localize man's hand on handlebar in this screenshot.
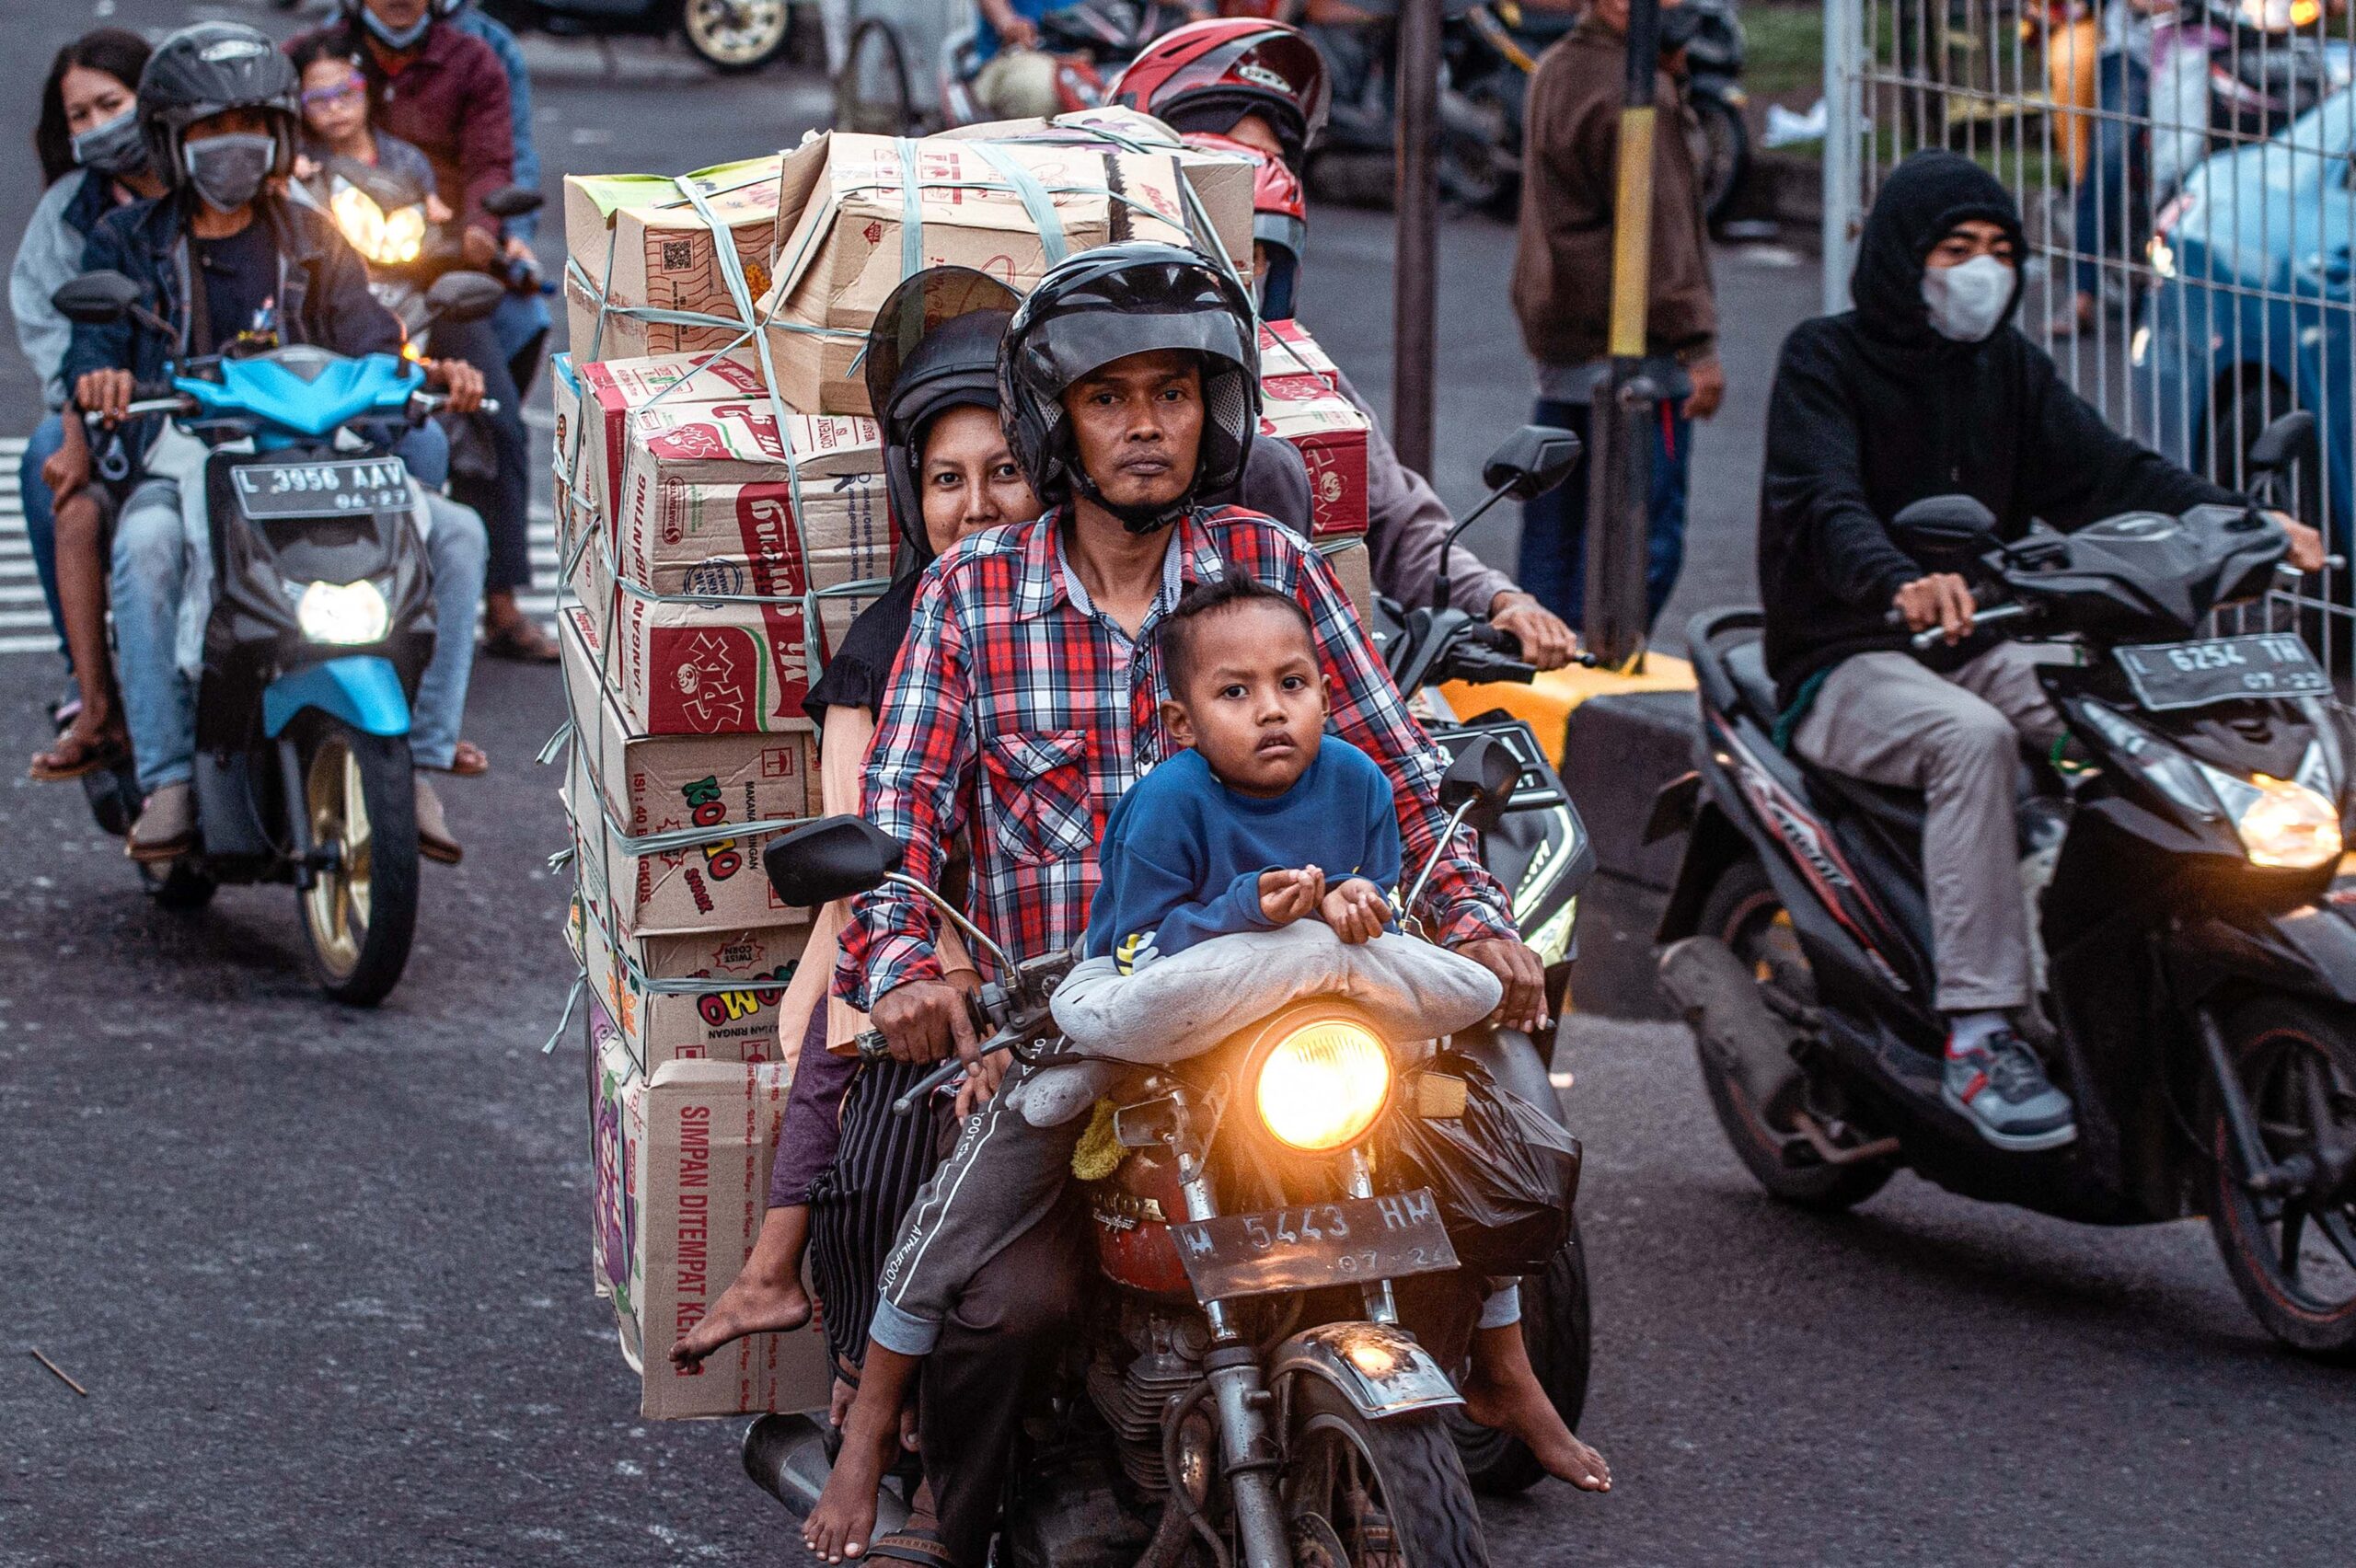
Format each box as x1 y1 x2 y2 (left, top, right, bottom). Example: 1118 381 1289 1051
870 971 982 1067
425 358 486 415
2271 511 2327 573
460 225 501 271
1488 591 1579 671
74 369 136 427
1893 572 1975 645
1456 937 1550 1034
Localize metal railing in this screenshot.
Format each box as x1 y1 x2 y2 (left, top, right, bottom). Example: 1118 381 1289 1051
1822 0 2356 658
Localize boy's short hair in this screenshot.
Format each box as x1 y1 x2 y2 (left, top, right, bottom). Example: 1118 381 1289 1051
1158 571 1316 699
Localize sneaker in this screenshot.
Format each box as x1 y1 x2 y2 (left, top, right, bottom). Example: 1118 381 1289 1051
1943 1029 2077 1151
126 781 197 863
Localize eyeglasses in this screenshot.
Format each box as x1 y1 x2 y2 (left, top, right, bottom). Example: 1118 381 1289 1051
300 80 366 110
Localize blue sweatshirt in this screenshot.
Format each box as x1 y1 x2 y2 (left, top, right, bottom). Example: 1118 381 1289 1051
1084 736 1403 973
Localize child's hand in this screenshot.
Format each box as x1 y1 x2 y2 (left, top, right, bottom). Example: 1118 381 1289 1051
1321 878 1389 944
1258 866 1325 926
954 1048 1007 1119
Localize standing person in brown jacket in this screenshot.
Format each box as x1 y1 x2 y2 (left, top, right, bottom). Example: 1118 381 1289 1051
1509 0 1723 632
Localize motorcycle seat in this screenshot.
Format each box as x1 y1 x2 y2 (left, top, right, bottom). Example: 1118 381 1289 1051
1721 638 1783 725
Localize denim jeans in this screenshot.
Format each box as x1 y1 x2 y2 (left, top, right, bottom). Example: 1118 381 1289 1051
428 314 532 594
19 412 67 655
110 479 486 792
1514 396 1692 633
2073 52 2150 302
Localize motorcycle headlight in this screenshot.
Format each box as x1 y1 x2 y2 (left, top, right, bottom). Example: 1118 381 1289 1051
2215 772 2342 869
1254 1016 1392 1153
296 579 391 645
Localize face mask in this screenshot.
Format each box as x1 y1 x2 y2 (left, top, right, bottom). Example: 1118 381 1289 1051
361 6 434 51
1921 252 2015 343
71 107 148 177
182 133 277 213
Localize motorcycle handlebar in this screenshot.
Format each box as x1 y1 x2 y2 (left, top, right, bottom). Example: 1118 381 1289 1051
1905 599 2031 651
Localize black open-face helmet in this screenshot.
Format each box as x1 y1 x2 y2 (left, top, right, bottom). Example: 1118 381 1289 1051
998 242 1259 536
863 267 1024 566
138 22 300 196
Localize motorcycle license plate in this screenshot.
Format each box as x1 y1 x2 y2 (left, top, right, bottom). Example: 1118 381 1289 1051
2113 633 2329 711
1167 1189 1460 1301
231 457 411 522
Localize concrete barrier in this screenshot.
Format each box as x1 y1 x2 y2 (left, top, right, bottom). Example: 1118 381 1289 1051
1560 689 1701 1021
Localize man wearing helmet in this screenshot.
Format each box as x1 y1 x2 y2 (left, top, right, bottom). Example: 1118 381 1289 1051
1122 21 1582 668
803 242 1587 1567
56 22 490 864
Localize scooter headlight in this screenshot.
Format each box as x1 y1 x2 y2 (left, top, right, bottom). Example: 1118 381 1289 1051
296 579 391 645
2213 771 2342 869
1255 1017 1392 1152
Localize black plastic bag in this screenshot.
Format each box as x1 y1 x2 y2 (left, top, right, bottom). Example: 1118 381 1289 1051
1382 1050 1581 1276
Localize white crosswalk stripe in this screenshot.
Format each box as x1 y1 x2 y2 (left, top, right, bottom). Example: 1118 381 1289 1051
0 434 560 655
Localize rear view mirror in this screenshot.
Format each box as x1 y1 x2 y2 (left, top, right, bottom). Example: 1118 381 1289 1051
1438 735 1521 834
2246 409 2317 474
481 185 546 221
764 815 905 907
1480 425 1584 501
1891 494 1999 560
51 270 141 327
423 271 506 325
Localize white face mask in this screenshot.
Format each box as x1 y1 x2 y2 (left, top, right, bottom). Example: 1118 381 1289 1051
1921 252 2015 343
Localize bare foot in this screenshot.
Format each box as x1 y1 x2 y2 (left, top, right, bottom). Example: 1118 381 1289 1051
803 1401 897 1562
667 1274 809 1371
1461 1367 1611 1493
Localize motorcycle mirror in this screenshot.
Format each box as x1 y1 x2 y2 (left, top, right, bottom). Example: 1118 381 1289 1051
764 815 906 907
2246 409 2317 475
481 185 546 220
51 270 140 327
1437 735 1521 834
1890 493 1999 558
423 271 507 325
1480 425 1585 502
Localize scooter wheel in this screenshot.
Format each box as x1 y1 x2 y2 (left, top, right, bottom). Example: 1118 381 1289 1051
295 722 420 1007
2202 995 2356 1361
1693 857 1894 1212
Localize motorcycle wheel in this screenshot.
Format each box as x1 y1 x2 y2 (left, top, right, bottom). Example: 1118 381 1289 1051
1693 857 1895 1211
680 0 791 72
1282 1378 1490 1568
2202 995 2356 1361
1687 90 1750 226
141 859 217 912
1439 84 1519 214
1446 1216 1592 1496
836 18 915 135
297 722 420 1007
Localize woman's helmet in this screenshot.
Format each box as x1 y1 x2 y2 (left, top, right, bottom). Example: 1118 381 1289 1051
138 22 301 193
1182 132 1307 320
862 266 1024 565
999 241 1260 536
1109 19 1331 167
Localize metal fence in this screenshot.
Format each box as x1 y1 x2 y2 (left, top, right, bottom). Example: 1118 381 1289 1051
1820 0 2356 660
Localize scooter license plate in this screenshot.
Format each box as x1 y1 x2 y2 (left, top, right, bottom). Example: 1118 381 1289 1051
231 457 411 522
2113 632 2329 711
1167 1189 1460 1301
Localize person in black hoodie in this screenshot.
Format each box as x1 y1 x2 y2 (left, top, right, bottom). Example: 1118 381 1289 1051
1757 150 2322 1151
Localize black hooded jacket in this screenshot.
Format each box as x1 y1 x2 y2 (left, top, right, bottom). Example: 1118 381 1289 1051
1757 152 2238 708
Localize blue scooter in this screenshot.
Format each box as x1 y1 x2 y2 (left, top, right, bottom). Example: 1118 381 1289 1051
52 269 502 1004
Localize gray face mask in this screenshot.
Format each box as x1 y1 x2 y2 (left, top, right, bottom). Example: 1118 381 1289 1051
71 108 148 177
361 7 435 50
1921 252 2015 343
182 133 276 213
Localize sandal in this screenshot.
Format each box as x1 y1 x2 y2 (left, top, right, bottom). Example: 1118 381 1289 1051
424 740 490 778
480 619 559 663
29 727 127 783
864 1529 957 1566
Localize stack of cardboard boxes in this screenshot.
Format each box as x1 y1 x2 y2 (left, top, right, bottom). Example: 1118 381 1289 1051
556 117 1373 1421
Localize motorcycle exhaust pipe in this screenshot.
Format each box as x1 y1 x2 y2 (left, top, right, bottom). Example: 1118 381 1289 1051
1657 936 1806 1113
740 1414 915 1535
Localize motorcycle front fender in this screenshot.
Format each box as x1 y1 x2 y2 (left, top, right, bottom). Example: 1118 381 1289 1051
1269 1322 1461 1420
261 655 411 740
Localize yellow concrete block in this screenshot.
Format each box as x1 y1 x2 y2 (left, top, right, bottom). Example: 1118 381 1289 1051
1438 653 1697 768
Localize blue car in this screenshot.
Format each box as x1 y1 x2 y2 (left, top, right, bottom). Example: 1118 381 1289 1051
2141 90 2356 542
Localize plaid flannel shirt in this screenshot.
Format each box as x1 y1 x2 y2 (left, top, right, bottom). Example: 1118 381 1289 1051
836 505 1517 1010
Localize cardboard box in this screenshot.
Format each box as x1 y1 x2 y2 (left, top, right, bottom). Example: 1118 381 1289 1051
757 133 1218 416
947 107 1257 269
1259 318 1342 392
1261 372 1370 539
1320 536 1374 629
572 882 812 1070
550 350 771 545
567 737 800 939
590 996 833 1420
565 156 783 360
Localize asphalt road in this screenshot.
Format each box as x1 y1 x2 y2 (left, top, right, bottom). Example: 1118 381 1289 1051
2 3 2352 1565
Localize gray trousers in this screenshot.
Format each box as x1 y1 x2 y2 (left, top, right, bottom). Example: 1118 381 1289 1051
1790 643 2066 1013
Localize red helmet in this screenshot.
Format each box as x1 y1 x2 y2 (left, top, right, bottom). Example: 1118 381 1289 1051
1184 132 1308 319
1110 19 1330 166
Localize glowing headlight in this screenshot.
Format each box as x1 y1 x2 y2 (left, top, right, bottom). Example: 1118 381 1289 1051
2222 773 2343 869
1254 1017 1392 1152
296 580 390 645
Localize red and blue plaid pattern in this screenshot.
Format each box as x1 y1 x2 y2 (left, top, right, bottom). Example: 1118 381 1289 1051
837 505 1516 1009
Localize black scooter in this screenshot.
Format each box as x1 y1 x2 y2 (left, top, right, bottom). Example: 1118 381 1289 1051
1654 411 2356 1358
